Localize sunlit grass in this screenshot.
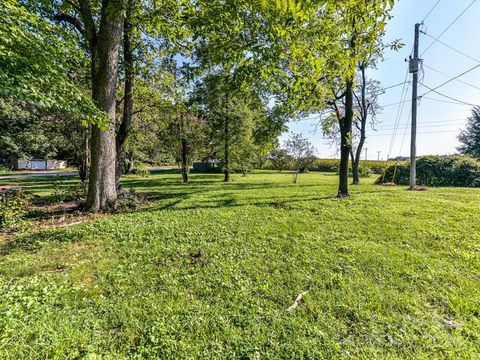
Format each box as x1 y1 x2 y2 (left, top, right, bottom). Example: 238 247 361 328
0 171 479 358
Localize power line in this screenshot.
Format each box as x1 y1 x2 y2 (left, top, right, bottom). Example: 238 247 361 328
398 112 412 155
370 129 459 137
372 122 464 132
387 69 411 157
299 121 465 135
421 32 480 64
420 63 480 96
298 117 465 129
423 96 476 106
383 99 412 108
421 0 479 56
363 81 411 97
306 129 460 140
423 64 480 91
423 0 442 22
419 82 480 107
381 81 411 92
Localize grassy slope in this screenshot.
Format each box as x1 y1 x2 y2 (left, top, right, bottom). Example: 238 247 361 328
0 172 479 359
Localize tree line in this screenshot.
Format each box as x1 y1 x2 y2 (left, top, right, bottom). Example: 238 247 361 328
0 0 398 210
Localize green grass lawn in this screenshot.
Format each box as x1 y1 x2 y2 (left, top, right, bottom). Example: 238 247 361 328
1 171 479 359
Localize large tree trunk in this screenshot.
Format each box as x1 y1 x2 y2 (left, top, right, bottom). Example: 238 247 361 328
85 1 123 210
181 138 189 183
338 78 354 197
115 0 135 192
224 118 230 182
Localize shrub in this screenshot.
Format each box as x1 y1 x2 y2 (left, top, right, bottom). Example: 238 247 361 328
115 188 145 211
311 159 392 174
130 167 150 177
376 156 480 187
52 179 87 203
0 164 12 175
359 165 373 178
261 157 401 174
0 189 30 228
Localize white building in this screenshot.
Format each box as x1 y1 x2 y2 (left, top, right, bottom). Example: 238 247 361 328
11 159 67 171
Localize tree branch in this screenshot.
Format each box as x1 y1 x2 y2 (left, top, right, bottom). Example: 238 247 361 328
77 0 98 48
53 13 85 35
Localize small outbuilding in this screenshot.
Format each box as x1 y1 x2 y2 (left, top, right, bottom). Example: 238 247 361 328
192 159 220 172
10 158 67 171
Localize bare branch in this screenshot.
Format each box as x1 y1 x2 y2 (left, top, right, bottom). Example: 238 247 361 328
53 13 85 35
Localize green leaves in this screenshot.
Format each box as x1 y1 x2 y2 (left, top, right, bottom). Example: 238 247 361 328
0 0 107 126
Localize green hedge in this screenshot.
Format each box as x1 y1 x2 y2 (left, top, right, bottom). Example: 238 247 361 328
311 159 392 174
376 156 480 187
262 158 396 174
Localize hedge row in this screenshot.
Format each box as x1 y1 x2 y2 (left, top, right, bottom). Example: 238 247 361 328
262 158 396 174
311 159 393 174
376 156 480 187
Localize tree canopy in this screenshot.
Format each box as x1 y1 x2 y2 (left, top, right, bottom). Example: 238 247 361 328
458 107 480 160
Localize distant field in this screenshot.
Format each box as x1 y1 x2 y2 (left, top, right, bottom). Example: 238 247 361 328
0 171 479 358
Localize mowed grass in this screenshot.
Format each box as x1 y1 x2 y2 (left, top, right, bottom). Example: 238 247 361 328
0 171 480 359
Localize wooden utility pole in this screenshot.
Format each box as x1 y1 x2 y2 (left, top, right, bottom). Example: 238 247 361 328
409 23 421 189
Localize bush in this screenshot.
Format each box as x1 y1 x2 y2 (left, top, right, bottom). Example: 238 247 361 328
311 159 392 174
376 156 480 187
130 167 150 177
359 165 373 178
260 157 401 174
52 178 87 203
115 188 145 211
0 164 12 175
0 189 30 228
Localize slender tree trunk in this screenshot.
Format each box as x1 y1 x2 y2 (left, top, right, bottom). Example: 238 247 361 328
352 134 365 185
352 65 368 186
338 79 354 197
115 0 135 192
224 118 230 182
125 151 134 174
352 156 360 185
85 2 123 210
350 149 360 185
79 126 90 182
181 138 189 183
350 149 354 170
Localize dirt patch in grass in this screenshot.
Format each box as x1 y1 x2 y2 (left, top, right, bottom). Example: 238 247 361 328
408 185 429 191
271 201 293 210
382 182 396 187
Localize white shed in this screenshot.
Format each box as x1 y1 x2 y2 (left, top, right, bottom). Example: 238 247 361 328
12 159 67 171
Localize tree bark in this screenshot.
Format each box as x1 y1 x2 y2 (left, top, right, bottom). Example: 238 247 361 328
352 64 368 186
85 0 123 210
338 78 354 197
125 151 134 174
181 138 189 183
115 0 135 191
79 126 90 182
224 118 230 182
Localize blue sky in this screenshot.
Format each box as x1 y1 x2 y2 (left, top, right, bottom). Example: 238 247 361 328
282 0 480 160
